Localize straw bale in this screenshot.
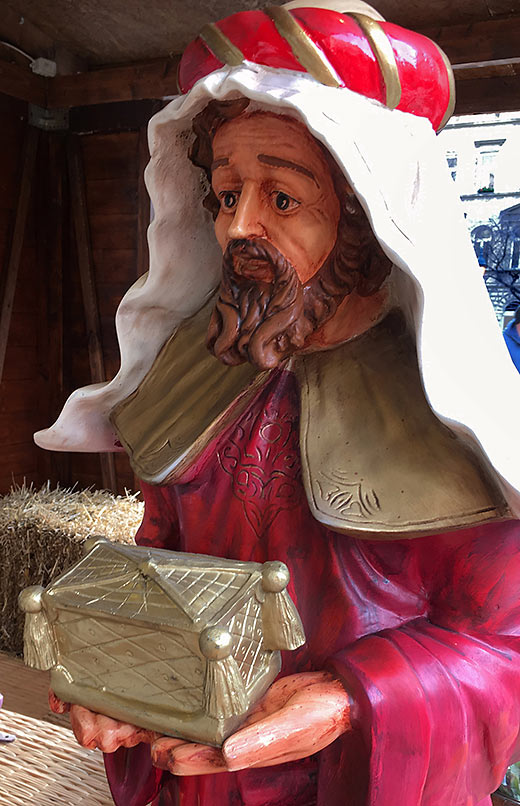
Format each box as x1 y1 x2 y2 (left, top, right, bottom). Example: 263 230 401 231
0 482 144 655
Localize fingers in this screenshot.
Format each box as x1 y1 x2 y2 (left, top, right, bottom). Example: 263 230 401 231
149 672 351 775
223 677 350 771
69 705 100 749
151 737 227 776
48 689 70 715
240 671 338 727
123 728 162 748
69 705 158 753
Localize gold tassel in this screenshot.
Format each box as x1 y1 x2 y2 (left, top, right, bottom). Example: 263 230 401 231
18 586 57 671
261 562 306 651
203 655 249 720
199 626 249 720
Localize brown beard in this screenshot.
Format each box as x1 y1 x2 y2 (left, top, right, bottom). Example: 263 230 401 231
207 238 346 370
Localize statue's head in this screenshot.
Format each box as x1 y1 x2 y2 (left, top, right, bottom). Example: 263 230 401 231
190 100 392 369
173 0 456 370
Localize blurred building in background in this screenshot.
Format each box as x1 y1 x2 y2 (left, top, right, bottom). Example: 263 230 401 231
439 112 520 325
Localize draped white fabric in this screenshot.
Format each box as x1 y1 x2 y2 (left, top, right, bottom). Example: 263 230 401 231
34 63 520 516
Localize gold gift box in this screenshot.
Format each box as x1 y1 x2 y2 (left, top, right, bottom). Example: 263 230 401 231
19 537 305 746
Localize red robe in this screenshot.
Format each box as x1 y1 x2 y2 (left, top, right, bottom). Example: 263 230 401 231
105 369 520 806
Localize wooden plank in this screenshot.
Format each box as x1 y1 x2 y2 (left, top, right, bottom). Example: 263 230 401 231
48 58 179 109
0 442 39 470
81 132 138 180
89 213 137 250
137 124 151 279
67 135 117 492
0 126 39 380
0 59 46 105
7 312 39 348
92 249 137 284
0 379 42 413
421 16 520 67
0 212 13 247
71 99 162 134
69 452 108 473
0 160 21 207
39 132 70 487
2 345 38 380
67 137 107 387
99 315 120 355
455 74 520 115
85 177 137 217
0 410 42 443
0 653 67 727
96 283 131 318
454 60 520 81
114 452 137 490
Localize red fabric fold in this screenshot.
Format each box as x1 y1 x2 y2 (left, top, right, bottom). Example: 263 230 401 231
104 371 520 806
329 620 520 805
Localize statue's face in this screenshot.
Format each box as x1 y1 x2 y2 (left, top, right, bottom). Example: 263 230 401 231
211 112 340 284
205 108 389 370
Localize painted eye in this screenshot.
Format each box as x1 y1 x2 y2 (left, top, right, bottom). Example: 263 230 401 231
220 191 239 211
272 191 299 212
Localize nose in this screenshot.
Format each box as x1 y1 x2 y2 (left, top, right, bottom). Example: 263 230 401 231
227 183 266 240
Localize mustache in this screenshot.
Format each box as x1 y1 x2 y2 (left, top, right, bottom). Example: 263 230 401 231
224 238 289 280
206 238 310 369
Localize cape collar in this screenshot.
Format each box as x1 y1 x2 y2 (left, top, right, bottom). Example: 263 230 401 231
111 303 509 539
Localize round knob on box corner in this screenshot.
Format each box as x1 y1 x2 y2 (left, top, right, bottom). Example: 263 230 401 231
262 561 290 593
18 585 45 614
199 626 234 660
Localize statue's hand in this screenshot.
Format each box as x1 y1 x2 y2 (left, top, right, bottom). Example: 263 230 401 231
151 671 351 776
49 670 350 766
48 690 164 753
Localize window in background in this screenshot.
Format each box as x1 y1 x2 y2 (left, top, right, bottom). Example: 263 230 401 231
474 139 505 193
446 150 457 182
511 238 520 269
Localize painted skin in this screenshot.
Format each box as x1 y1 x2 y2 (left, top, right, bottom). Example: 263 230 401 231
211 111 340 285
212 112 388 351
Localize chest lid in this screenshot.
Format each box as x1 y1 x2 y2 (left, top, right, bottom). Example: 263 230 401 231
44 538 263 631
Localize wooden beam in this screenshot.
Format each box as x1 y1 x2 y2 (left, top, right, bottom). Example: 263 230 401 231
421 16 520 66
453 59 520 81
0 59 46 106
41 132 71 486
67 135 117 492
0 126 39 380
70 99 162 135
48 58 179 109
455 74 520 116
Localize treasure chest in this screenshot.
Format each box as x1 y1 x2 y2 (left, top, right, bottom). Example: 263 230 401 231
19 537 305 745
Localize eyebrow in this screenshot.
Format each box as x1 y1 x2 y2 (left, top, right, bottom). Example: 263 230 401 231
257 154 317 184
211 157 229 171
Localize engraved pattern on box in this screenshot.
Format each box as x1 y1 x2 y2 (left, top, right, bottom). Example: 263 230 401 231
229 596 270 687
55 611 203 712
161 568 245 621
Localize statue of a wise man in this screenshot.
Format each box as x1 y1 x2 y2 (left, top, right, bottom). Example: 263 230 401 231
37 2 520 805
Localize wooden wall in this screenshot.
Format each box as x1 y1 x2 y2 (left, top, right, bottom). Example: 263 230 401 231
0 94 157 495
0 95 46 492
64 129 145 492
